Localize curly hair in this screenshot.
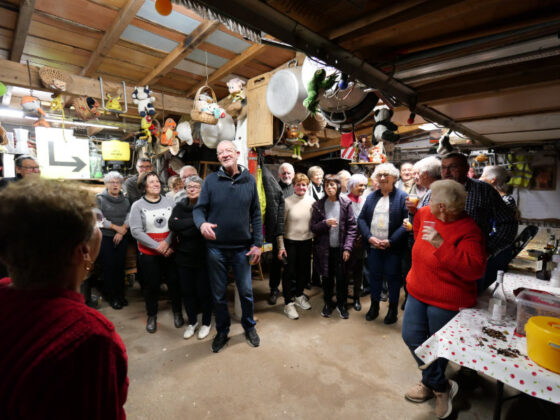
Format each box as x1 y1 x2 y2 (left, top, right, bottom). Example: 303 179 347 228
293 173 309 185
0 178 96 287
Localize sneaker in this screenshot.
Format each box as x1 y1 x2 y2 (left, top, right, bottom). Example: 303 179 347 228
198 324 211 340
245 328 260 347
183 322 198 339
284 302 299 319
294 295 311 310
405 382 434 403
267 290 279 305
321 303 333 318
434 380 458 419
211 332 229 353
337 305 349 319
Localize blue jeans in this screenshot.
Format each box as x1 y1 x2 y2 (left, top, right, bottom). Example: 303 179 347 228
401 294 458 392
207 247 256 334
367 248 402 304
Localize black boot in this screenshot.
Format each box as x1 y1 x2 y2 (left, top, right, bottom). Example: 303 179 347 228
146 316 157 333
384 302 398 324
365 300 379 321
400 293 407 311
353 298 362 311
174 312 185 328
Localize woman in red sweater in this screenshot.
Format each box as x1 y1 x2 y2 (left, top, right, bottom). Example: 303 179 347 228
0 178 128 420
401 180 486 420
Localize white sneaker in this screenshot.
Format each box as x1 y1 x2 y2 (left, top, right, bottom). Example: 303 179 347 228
284 302 299 319
198 324 211 340
295 295 311 310
183 322 198 339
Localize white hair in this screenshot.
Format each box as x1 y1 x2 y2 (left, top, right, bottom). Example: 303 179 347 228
337 169 351 179
413 156 441 179
346 173 368 192
103 171 124 184
372 163 400 180
481 165 511 192
430 179 466 214
216 140 237 152
278 162 294 175
307 165 324 178
180 165 197 176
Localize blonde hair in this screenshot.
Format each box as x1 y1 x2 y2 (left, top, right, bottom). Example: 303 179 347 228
430 180 466 214
294 173 309 185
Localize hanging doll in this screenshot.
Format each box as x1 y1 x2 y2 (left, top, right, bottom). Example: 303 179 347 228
285 124 307 160
226 77 247 122
357 135 370 162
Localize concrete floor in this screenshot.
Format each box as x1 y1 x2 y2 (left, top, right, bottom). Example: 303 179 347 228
99 278 549 420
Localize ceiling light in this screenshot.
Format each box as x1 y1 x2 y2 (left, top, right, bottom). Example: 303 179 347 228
419 123 441 131
0 108 25 118
24 116 120 130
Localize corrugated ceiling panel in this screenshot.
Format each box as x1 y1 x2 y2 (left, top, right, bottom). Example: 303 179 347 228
175 59 215 76
487 129 560 143
186 49 228 68
462 113 560 134
136 0 200 35
121 25 178 53
206 31 250 54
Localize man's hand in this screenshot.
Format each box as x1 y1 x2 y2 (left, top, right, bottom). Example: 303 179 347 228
342 250 350 262
326 218 338 227
405 198 417 214
278 248 287 261
156 241 170 255
246 246 262 265
200 222 217 240
113 232 124 245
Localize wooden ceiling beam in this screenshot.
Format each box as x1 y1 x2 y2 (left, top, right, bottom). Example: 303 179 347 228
138 19 220 87
80 0 144 77
10 0 37 62
186 43 267 97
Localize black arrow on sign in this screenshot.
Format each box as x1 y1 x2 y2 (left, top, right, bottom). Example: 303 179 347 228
48 141 87 173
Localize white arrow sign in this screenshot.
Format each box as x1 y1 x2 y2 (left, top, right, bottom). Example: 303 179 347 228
36 127 90 179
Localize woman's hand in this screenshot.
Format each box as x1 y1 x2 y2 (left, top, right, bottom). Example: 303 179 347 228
403 218 413 231
163 248 174 258
405 198 417 214
342 250 350 262
113 232 124 245
278 248 287 261
112 224 127 235
378 239 390 249
422 226 443 248
368 236 382 248
156 241 170 255
326 218 338 227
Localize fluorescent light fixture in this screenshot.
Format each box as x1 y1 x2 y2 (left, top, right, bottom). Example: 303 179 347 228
24 116 119 130
419 123 440 131
0 108 25 118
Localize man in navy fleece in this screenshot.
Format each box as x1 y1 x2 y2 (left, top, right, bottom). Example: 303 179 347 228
194 140 262 353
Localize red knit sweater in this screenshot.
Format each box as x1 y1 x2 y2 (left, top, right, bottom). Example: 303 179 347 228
406 206 487 311
0 278 128 420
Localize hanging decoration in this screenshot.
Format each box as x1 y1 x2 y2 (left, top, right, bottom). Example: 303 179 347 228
155 0 172 16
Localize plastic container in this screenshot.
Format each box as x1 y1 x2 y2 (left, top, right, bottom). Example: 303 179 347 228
526 316 560 374
515 290 560 336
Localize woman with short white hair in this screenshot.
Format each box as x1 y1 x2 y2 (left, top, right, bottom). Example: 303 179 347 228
480 165 516 210
97 171 130 309
358 163 408 324
307 165 325 200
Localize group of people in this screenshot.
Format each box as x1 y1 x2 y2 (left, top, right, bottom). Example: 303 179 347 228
0 143 519 419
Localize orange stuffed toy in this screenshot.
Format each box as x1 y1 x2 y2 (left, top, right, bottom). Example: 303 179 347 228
160 118 177 146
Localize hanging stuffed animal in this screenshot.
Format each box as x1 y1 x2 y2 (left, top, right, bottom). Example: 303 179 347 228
72 96 101 121
357 135 371 162
176 121 193 145
21 95 50 127
437 130 453 155
105 93 122 112
132 86 156 117
139 116 153 144
226 78 247 122
160 118 177 146
368 143 387 164
372 107 399 144
50 95 64 112
303 69 338 114
202 102 226 120
285 124 307 160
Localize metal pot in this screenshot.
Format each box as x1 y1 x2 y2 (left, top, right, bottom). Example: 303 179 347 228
320 91 379 129
266 60 309 124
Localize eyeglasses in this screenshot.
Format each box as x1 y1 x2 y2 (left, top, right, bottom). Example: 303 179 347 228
186 184 201 190
21 165 40 171
107 180 121 185
441 164 462 171
376 173 391 178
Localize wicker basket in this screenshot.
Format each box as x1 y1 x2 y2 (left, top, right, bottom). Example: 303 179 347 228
190 85 218 125
39 66 72 92
302 113 327 132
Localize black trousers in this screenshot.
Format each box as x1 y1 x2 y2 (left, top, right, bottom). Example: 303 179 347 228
177 264 212 326
138 253 181 317
323 247 347 307
269 241 282 292
345 243 365 300
282 239 312 304
98 235 128 302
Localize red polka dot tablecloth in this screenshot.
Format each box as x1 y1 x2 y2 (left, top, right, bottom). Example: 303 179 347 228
414 308 560 404
502 271 560 300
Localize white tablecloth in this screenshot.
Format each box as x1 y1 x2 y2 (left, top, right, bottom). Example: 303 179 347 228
414 271 560 404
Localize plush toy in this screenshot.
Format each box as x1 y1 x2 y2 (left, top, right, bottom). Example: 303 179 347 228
50 95 64 112
372 107 399 144
21 95 50 127
106 93 122 112
203 102 226 120
139 116 153 144
132 86 156 117
226 78 247 122
0 122 8 146
303 69 338 114
357 135 370 162
176 121 193 145
437 131 453 155
368 143 386 164
160 118 177 146
306 133 320 148
285 124 307 160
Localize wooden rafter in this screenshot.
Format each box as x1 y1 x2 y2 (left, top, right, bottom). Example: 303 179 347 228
186 43 266 97
139 19 220 86
80 0 144 77
10 0 37 62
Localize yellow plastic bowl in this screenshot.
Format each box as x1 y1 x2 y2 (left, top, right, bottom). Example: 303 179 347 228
526 316 560 374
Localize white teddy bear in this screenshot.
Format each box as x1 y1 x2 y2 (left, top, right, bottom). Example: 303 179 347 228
132 86 156 117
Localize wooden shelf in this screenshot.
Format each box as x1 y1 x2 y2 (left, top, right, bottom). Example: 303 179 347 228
349 161 380 165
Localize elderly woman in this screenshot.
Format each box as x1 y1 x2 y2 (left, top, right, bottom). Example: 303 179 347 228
480 165 516 212
307 165 325 200
277 173 316 320
169 175 213 340
311 175 358 319
358 163 408 324
165 175 184 200
0 178 128 419
129 171 182 333
345 173 369 311
96 171 130 310
401 180 486 419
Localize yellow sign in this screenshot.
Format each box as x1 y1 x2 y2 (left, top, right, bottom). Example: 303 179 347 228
102 140 130 161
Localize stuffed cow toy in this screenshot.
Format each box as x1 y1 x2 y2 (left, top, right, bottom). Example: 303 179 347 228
132 86 156 117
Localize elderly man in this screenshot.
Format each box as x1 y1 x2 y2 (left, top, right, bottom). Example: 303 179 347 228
123 158 152 204
277 162 295 198
174 165 199 203
337 169 351 194
194 140 262 353
396 162 415 193
0 155 41 190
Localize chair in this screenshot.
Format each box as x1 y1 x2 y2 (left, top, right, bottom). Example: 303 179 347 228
510 225 539 259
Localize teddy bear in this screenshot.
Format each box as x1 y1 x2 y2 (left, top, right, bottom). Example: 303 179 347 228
372 107 399 144
132 86 156 117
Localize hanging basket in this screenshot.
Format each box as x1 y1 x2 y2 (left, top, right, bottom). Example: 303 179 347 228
190 85 218 125
39 66 72 92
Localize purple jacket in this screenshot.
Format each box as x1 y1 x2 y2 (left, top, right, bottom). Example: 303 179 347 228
310 195 358 277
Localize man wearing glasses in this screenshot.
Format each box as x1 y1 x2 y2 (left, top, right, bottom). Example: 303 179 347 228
194 140 262 353
0 155 40 189
124 158 152 204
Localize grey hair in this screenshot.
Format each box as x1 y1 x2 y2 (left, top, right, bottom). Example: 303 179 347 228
481 165 511 192
307 165 324 178
430 179 466 214
413 156 441 179
372 163 400 180
103 171 124 184
346 173 368 192
337 169 351 179
278 162 295 175
216 140 237 153
180 165 197 175
184 175 203 187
